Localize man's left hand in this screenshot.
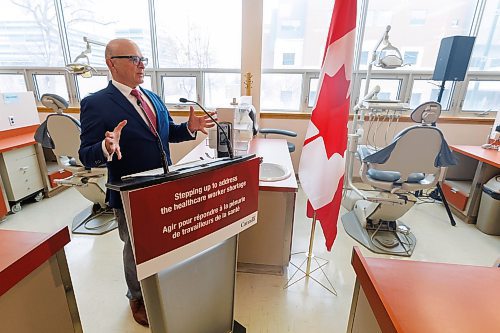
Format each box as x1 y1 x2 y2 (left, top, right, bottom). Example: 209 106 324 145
187 106 215 134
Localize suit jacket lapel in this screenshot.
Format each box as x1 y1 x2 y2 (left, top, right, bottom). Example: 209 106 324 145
105 82 152 134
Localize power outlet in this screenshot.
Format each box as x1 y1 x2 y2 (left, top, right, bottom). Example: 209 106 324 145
8 116 14 126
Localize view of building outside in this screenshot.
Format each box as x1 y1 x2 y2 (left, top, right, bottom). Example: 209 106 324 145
155 0 241 106
261 0 333 110
61 0 152 68
0 74 27 92
361 0 476 70
0 0 65 67
0 0 498 113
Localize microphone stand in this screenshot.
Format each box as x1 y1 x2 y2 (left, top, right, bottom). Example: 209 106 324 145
136 99 169 174
179 98 234 159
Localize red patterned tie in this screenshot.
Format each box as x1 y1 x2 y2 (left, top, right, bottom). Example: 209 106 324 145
130 89 157 134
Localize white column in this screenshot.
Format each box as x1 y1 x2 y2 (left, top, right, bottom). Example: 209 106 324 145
241 0 263 115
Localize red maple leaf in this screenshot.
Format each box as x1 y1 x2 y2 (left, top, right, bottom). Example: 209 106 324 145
306 65 350 159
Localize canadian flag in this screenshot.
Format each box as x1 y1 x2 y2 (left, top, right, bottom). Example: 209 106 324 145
298 0 357 251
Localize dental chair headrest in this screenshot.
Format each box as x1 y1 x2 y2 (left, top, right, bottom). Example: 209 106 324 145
411 101 441 125
41 93 69 114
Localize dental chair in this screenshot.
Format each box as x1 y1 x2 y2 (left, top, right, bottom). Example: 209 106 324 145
341 101 456 256
37 94 117 235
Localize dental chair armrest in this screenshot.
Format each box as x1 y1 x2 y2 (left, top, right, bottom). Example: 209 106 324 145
365 195 410 205
74 168 106 178
400 168 443 191
63 165 106 178
259 128 297 137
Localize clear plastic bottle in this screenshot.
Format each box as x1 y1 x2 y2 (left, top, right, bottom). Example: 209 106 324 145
233 106 254 155
238 108 253 141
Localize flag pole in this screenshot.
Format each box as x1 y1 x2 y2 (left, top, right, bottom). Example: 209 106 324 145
305 211 317 275
284 211 337 295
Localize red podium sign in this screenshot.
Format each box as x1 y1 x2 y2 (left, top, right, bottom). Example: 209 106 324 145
125 158 260 280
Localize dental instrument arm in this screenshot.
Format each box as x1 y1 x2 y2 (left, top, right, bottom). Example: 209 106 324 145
364 25 391 96
344 85 382 200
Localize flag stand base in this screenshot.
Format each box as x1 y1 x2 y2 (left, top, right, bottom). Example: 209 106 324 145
284 212 337 295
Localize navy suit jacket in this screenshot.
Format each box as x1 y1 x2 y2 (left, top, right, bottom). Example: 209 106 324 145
79 82 195 208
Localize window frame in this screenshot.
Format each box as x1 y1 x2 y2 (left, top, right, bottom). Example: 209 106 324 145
0 69 29 92
0 0 496 120
456 71 500 114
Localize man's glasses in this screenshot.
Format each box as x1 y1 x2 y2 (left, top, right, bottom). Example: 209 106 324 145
110 55 148 67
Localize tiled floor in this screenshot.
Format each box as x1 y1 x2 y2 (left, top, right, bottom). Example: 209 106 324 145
1 185 498 333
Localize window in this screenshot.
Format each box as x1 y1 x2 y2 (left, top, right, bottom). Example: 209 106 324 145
61 0 152 68
142 75 152 91
469 56 484 68
261 0 333 111
0 0 496 117
360 79 401 101
162 76 196 105
409 80 452 110
33 74 69 102
204 73 240 109
462 80 500 112
0 74 27 92
155 0 241 69
409 10 427 26
489 58 500 68
261 73 302 111
262 0 334 70
282 53 295 66
77 75 108 99
360 0 476 70
308 77 319 108
403 51 419 66
0 0 65 66
359 51 369 68
469 0 500 71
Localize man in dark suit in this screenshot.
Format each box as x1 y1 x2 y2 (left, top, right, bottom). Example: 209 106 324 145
79 38 213 327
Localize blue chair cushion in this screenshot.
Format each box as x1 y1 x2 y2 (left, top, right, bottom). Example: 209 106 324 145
367 169 425 183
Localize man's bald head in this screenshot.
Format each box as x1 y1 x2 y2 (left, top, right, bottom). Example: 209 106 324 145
105 39 139 59
105 38 145 88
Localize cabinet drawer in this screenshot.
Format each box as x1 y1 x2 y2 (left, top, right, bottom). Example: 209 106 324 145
442 181 469 211
0 148 44 201
2 145 36 162
9 168 44 200
2 151 37 177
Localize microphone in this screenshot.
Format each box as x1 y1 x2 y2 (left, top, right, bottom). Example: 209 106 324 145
136 99 169 174
179 98 234 159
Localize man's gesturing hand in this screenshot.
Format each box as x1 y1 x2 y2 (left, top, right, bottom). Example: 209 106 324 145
105 120 127 160
187 106 215 135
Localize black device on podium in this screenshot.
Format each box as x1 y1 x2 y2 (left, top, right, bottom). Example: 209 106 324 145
178 97 234 159
217 122 232 158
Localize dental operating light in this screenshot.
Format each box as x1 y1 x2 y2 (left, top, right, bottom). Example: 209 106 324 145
65 37 106 78
363 25 405 96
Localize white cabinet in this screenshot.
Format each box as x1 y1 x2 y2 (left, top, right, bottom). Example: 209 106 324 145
0 145 44 203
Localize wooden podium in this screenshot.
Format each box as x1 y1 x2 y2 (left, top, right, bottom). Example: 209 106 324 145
107 156 260 333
